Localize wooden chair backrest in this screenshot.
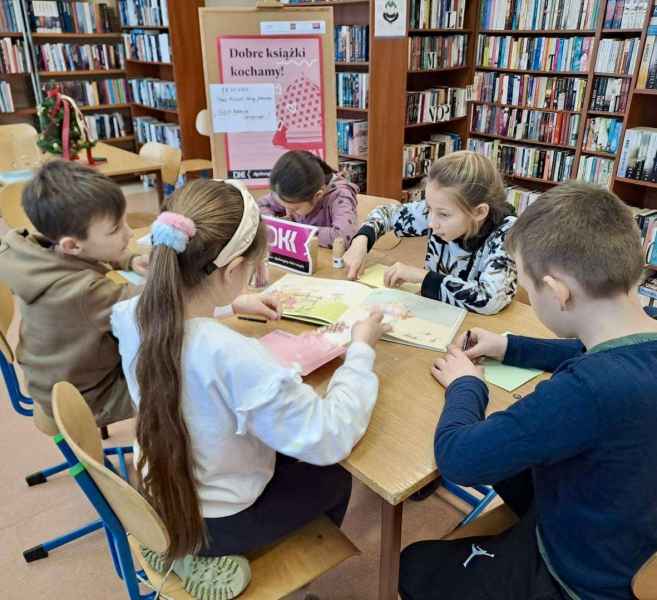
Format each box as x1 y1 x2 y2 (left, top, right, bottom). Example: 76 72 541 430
633 552 657 599
356 194 401 251
195 109 211 137
0 182 34 231
0 281 15 364
0 124 41 171
138 142 182 187
52 382 170 554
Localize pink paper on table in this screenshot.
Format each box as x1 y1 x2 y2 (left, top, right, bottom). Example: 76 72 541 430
260 330 345 376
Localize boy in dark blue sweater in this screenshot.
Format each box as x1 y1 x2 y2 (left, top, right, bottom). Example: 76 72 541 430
399 182 657 600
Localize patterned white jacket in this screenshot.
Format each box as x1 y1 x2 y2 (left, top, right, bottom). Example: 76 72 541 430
357 201 518 315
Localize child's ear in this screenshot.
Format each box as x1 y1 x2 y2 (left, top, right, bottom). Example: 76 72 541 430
473 203 490 223
543 274 571 310
58 236 82 256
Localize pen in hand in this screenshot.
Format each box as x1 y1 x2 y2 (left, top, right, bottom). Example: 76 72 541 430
462 330 471 352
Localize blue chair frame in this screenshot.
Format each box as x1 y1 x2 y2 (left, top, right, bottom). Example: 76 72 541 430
0 348 133 562
443 479 498 526
55 435 154 600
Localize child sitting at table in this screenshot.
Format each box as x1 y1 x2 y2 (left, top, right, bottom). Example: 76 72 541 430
111 178 388 599
399 182 657 600
257 150 359 248
0 160 147 428
343 150 517 315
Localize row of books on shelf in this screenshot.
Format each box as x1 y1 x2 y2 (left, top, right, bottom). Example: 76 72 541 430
118 0 168 28
468 137 576 182
0 0 23 32
36 42 125 72
122 31 170 63
337 118 367 157
471 104 580 147
406 86 467 125
409 0 465 31
338 159 366 192
637 8 657 88
336 73 368 109
595 37 639 75
635 210 657 275
0 37 27 73
0 80 13 111
480 0 601 32
85 111 130 141
618 126 657 181
134 114 180 149
603 0 650 29
468 72 587 111
334 25 368 63
408 34 467 71
42 77 128 105
403 133 462 178
582 117 623 154
476 35 592 73
576 155 614 187
28 0 116 34
590 76 630 112
505 186 540 215
128 77 175 109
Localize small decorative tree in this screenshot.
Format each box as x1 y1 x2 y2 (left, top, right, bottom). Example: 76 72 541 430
37 87 97 163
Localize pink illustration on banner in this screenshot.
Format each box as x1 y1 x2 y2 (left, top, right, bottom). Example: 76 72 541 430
263 215 317 274
217 35 326 188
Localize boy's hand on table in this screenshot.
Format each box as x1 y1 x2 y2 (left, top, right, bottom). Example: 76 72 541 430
455 327 508 362
130 254 150 276
431 346 485 388
384 262 427 288
232 293 282 321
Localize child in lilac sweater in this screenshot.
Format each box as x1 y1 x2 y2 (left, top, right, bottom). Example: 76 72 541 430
257 150 358 248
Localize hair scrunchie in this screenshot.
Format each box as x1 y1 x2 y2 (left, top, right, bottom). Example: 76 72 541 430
151 212 197 254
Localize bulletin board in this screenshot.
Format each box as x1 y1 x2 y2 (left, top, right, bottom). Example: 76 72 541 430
198 5 338 191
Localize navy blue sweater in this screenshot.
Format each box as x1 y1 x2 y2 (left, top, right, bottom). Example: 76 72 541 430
435 334 657 599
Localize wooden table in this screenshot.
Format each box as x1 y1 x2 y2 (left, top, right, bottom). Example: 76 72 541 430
231 238 552 600
87 142 164 207
0 142 165 207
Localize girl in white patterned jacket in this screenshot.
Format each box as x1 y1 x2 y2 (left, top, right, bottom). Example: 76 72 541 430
344 150 518 315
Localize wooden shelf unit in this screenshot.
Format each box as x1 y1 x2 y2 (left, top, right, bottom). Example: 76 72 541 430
0 0 209 161
469 0 653 194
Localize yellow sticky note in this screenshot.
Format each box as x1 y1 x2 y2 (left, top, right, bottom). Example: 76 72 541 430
358 264 421 294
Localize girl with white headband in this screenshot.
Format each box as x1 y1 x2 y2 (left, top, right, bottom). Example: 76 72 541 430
110 179 388 599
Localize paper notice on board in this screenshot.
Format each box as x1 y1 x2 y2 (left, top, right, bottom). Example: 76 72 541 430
210 83 277 133
374 0 407 37
260 21 326 35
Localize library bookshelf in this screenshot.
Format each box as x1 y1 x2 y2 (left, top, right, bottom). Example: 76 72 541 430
0 0 209 160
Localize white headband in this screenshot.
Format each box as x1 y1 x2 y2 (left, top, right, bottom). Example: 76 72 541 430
213 179 261 268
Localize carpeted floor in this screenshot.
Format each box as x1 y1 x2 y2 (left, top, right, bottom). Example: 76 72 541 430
0 185 469 600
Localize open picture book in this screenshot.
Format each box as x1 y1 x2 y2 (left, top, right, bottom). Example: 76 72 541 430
265 274 466 351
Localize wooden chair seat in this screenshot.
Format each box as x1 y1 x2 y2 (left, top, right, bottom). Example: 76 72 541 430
129 516 358 600
126 212 157 229
180 158 212 178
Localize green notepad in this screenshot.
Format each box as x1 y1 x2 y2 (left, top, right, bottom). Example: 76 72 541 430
483 360 542 392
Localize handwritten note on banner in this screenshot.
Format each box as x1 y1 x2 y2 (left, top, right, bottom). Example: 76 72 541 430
210 83 277 134
263 215 318 275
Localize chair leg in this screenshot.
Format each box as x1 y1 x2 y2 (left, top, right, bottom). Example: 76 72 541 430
25 460 69 486
100 425 109 440
23 519 104 563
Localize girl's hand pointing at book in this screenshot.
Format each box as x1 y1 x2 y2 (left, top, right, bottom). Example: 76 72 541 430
384 262 427 288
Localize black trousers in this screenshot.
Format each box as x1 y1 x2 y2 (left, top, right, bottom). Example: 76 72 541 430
199 453 352 556
399 470 568 600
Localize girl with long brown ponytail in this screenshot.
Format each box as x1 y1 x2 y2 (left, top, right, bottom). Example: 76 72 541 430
111 179 388 599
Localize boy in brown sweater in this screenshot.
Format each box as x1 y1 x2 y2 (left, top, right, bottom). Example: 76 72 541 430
0 160 148 426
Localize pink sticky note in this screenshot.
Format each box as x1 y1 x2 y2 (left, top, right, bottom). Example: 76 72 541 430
260 330 346 376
